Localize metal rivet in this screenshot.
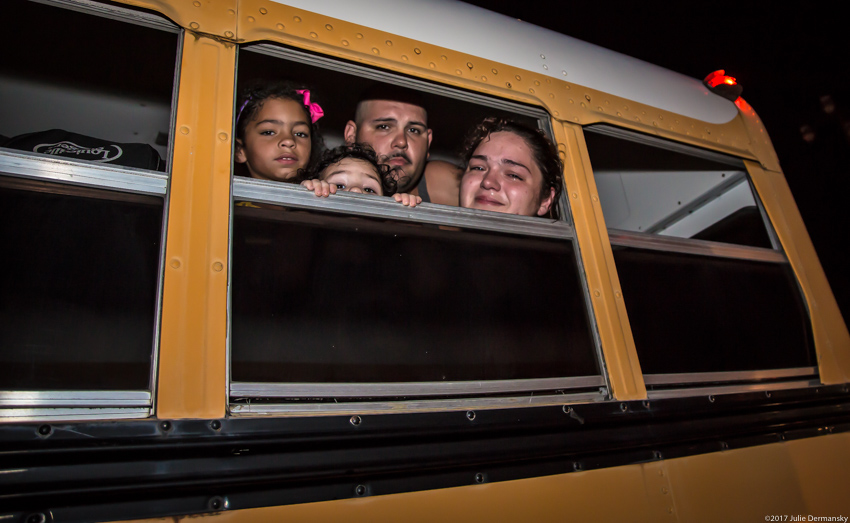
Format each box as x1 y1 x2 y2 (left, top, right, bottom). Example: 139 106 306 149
349 415 362 426
661 487 668 494
506 82 512 88
585 94 591 101
190 21 200 29
720 441 728 450
467 62 473 69
160 421 172 432
276 23 284 30
213 262 223 272
491 68 498 75
765 391 772 398
386 40 393 46
355 485 366 496
224 31 234 38
371 48 380 54
401 55 408 61
218 132 228 141
456 69 463 75
414 47 421 54
26 514 46 523
553 111 559 116
573 462 582 471
325 23 333 30
540 54 546 59
207 496 227 510
179 126 189 135
571 192 577 199
341 39 349 46
481 75 487 81
642 400 650 409
170 259 181 269
593 290 601 297
210 420 222 431
563 405 572 414
474 473 485 483
514 75 521 81
708 395 715 403
529 88 535 94
293 16 302 22
245 16 254 23
258 7 267 14
429 62 436 68
310 32 318 38
591 195 598 202
620 403 628 412
466 410 476 421
355 32 363 38
615 291 622 298
654 451 662 460
37 424 52 437
549 93 554 98
192 1 200 6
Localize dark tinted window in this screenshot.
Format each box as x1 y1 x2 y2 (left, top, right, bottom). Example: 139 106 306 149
613 247 814 375
0 180 163 390
231 205 598 384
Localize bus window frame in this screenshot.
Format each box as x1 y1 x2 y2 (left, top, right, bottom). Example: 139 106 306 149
0 0 183 421
226 43 609 416
580 124 819 398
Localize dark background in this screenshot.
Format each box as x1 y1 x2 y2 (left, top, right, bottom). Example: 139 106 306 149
462 0 850 324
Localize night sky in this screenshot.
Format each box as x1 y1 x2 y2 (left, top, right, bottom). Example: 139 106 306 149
463 0 850 323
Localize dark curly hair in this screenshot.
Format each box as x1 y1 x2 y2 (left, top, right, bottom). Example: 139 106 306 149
460 118 563 215
235 81 325 174
304 143 400 196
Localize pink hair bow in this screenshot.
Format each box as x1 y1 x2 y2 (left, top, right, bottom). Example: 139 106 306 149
297 89 324 123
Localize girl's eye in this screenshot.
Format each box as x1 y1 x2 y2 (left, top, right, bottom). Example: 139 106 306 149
334 184 346 190
364 188 376 194
259 130 275 136
295 131 309 138
507 173 524 181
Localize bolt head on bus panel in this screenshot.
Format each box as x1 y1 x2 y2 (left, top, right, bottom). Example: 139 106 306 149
704 69 744 102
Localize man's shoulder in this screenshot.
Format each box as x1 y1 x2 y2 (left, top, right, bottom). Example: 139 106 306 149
423 160 463 206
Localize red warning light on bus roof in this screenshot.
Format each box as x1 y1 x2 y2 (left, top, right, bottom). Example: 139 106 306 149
704 70 743 102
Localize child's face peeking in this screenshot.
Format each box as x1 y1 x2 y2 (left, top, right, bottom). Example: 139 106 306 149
235 98 311 182
320 158 383 195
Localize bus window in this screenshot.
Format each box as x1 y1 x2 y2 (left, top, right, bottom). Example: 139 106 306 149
583 126 816 397
0 0 177 420
1 0 179 172
229 45 602 413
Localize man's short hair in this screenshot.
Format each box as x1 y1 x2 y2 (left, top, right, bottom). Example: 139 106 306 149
354 84 429 125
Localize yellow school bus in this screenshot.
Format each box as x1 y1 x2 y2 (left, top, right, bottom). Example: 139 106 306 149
2 0 849 521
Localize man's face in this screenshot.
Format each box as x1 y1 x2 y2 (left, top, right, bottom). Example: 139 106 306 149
345 100 432 193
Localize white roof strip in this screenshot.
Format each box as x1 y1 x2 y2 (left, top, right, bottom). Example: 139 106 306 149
270 0 739 124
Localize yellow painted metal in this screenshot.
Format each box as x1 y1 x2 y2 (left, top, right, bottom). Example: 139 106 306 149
664 431 850 520
748 161 850 383
156 33 236 419
123 432 850 522
554 122 646 400
119 0 237 38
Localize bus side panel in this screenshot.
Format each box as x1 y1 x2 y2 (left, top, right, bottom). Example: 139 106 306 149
747 160 850 384
665 432 850 520
157 34 235 419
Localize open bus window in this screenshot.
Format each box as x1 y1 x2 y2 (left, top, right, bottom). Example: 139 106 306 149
584 127 773 249
582 125 817 397
0 0 179 172
229 45 601 413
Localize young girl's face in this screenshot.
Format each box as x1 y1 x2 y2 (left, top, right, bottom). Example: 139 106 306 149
236 97 311 182
321 158 383 195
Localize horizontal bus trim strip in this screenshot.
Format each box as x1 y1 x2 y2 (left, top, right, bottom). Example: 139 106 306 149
233 177 575 239
646 379 821 400
608 228 786 262
644 367 818 386
231 376 605 398
0 390 151 407
0 149 168 196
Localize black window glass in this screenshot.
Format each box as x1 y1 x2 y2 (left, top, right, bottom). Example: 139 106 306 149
613 247 815 375
0 180 163 390
231 205 598 384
